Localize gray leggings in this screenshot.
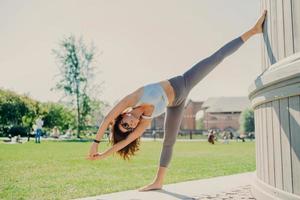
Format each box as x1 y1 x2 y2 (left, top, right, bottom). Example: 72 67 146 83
160 36 244 167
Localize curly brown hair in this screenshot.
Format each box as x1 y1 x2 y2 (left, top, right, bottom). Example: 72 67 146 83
110 114 140 160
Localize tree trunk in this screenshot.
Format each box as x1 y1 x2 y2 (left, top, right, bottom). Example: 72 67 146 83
76 85 81 138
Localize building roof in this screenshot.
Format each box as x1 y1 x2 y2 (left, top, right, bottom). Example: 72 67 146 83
202 96 251 113
185 99 204 107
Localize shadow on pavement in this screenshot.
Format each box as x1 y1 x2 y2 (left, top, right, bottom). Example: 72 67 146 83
155 189 196 200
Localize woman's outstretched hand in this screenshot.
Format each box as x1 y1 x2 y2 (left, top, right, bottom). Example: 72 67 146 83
86 152 103 161
252 10 267 34
87 142 100 160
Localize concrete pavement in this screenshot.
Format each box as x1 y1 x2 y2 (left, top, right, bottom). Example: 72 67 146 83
75 172 255 200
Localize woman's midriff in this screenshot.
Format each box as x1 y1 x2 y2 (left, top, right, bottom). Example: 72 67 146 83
159 80 175 107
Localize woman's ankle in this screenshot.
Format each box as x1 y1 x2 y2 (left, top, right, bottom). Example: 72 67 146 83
154 166 167 185
153 178 163 185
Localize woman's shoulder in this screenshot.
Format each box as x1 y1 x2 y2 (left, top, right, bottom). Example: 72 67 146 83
132 87 144 100
124 87 144 106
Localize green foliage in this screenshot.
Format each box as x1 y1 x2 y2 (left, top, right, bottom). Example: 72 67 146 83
196 118 205 130
0 90 31 126
42 102 76 131
0 89 38 136
52 35 98 137
0 89 79 137
239 108 254 133
8 125 27 137
87 99 110 126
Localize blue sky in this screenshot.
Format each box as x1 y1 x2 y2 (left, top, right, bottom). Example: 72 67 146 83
0 0 262 106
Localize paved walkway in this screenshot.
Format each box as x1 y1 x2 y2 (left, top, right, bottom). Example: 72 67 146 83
75 172 256 200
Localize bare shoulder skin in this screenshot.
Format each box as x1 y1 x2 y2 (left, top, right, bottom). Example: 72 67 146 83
106 87 143 123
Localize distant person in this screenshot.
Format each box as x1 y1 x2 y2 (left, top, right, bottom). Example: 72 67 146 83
27 129 32 142
229 131 233 139
240 134 246 142
152 130 157 141
87 11 267 191
16 135 22 143
65 128 72 138
8 134 12 142
222 131 229 144
213 130 218 142
51 126 60 139
35 116 44 143
248 132 255 141
208 130 215 144
236 134 246 142
60 128 72 139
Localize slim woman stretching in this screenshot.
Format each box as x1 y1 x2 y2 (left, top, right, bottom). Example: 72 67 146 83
88 11 267 191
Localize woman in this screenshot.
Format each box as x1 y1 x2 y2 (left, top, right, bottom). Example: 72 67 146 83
88 10 267 191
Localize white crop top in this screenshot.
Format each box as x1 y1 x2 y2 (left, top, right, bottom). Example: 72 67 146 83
134 83 169 119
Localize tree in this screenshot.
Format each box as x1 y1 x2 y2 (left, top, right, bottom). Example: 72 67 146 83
0 89 38 136
239 108 254 133
88 99 110 126
0 90 29 126
196 118 204 130
42 102 76 132
52 35 97 138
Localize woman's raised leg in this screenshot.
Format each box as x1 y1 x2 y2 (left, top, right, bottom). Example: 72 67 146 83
183 36 244 92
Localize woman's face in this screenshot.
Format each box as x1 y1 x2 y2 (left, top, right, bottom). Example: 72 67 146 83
118 113 140 133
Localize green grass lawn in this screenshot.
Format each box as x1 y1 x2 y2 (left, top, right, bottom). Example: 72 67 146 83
176 134 208 140
0 140 255 200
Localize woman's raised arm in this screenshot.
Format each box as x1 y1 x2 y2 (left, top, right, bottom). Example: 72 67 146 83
96 88 141 140
88 88 142 158
89 118 151 160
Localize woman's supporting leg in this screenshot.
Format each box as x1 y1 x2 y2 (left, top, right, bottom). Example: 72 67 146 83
160 100 186 167
139 100 186 191
138 166 167 191
183 36 244 92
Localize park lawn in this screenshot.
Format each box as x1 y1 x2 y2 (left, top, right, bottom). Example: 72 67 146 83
0 140 255 200
176 134 211 140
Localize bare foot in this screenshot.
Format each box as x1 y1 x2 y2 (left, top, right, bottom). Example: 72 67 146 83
138 182 162 192
253 10 267 34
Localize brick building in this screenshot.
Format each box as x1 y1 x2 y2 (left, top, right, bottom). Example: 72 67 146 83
181 100 203 130
150 100 203 130
202 97 250 132
146 96 250 133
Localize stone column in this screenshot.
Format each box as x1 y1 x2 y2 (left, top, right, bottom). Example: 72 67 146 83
249 1 300 199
